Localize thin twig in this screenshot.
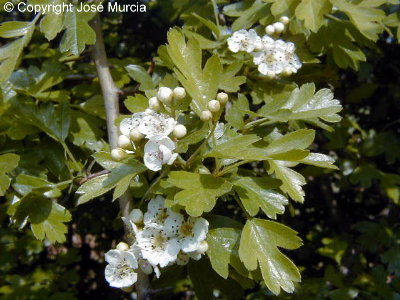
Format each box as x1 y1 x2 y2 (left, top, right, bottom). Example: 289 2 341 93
79 170 111 185
91 14 151 299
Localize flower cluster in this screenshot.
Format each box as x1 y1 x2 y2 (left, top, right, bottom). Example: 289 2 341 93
227 16 302 78
104 196 209 288
111 87 188 171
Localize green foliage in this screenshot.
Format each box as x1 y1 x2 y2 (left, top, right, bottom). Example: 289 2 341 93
239 219 302 294
167 171 232 216
0 0 399 299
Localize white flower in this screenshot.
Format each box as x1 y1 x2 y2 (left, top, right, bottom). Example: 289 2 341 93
138 112 177 139
143 195 172 227
119 113 145 136
252 38 301 77
227 29 260 53
136 226 180 268
143 137 178 171
104 249 138 288
164 214 209 253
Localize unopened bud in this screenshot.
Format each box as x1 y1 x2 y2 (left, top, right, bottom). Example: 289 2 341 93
216 92 229 104
111 148 126 161
116 242 129 251
265 25 275 35
118 135 132 150
279 16 290 25
282 67 293 77
129 209 143 223
139 259 153 274
173 87 186 100
149 96 161 111
157 87 173 104
173 124 187 138
200 110 213 121
129 128 144 142
273 22 285 34
207 100 221 113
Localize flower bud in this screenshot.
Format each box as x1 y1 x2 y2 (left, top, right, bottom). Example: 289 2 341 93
273 22 285 33
173 87 186 100
129 209 143 223
265 25 275 35
139 259 153 274
200 110 213 121
279 16 290 25
129 128 144 142
173 124 187 138
282 67 293 76
118 135 132 150
216 92 229 104
207 100 221 113
116 242 130 251
197 240 209 254
157 87 173 104
148 96 161 111
111 148 126 161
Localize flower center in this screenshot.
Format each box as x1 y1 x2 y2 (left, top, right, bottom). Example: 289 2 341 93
179 222 194 237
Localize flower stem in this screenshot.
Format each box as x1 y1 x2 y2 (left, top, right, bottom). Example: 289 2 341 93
91 14 150 298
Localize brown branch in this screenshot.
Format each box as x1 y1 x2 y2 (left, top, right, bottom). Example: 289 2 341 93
91 14 151 299
79 170 110 185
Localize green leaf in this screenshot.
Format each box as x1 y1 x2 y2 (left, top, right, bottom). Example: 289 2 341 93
295 0 331 32
232 177 288 218
330 0 385 41
167 171 232 216
76 158 146 205
264 129 315 159
225 94 249 130
218 62 246 93
299 153 338 169
228 1 269 31
0 19 35 84
207 227 248 279
124 94 149 113
59 7 96 55
0 21 33 38
0 153 20 174
0 174 11 196
239 219 302 295
166 29 222 114
0 153 19 196
259 83 342 129
39 0 65 41
13 100 71 142
206 134 264 160
125 65 155 91
76 174 113 205
13 174 63 198
308 21 367 70
14 195 71 243
268 160 306 202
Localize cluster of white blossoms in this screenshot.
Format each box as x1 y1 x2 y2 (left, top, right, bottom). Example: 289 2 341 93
111 87 188 171
227 16 302 78
104 196 209 288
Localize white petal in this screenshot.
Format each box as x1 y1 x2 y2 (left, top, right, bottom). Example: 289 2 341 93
164 212 184 236
120 118 134 136
193 217 209 242
105 264 137 288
